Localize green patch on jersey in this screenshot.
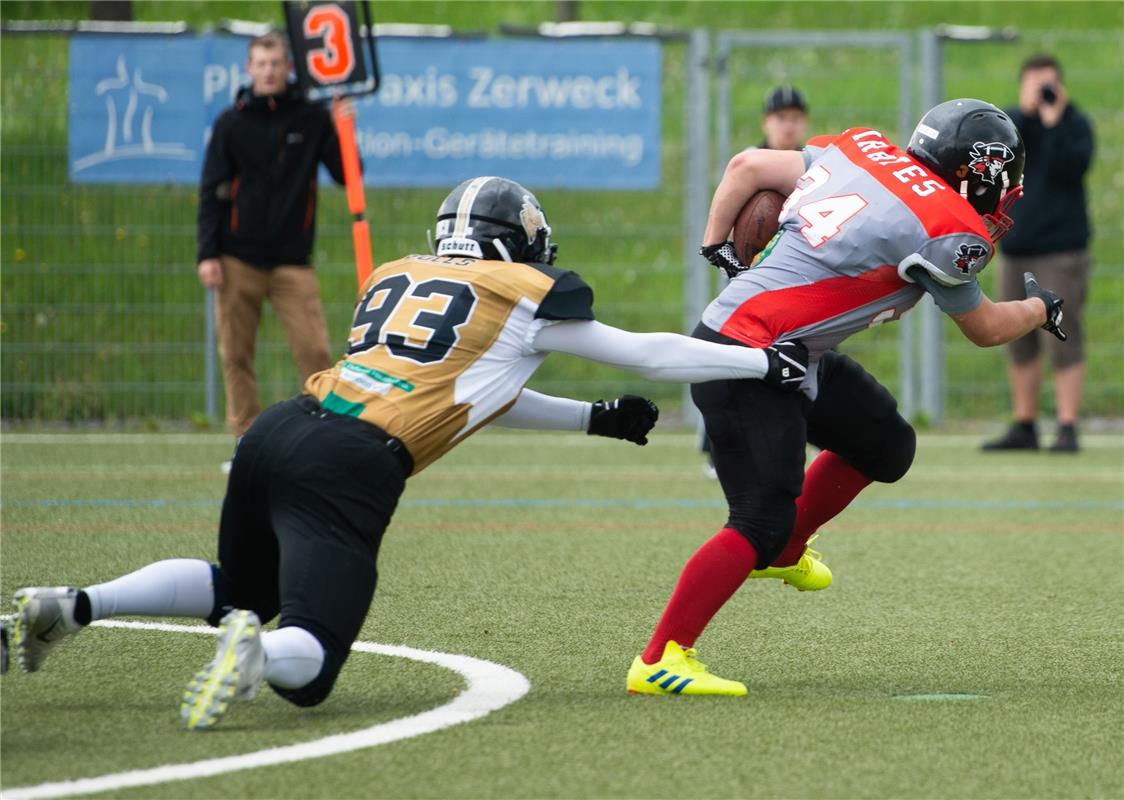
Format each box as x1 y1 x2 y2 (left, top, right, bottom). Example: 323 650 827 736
751 230 784 267
342 361 415 392
321 392 365 418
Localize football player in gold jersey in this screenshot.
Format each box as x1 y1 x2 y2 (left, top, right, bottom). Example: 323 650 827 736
11 177 808 728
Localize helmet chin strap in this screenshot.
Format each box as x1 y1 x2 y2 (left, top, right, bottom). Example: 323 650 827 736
426 228 435 255
492 239 513 262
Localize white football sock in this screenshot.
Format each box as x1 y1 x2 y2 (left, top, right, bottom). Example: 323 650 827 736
84 558 215 621
262 626 325 689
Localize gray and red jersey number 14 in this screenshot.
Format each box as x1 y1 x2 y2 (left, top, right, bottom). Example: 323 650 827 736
780 165 869 249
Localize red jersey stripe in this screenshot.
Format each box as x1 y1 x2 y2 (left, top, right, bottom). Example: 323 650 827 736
718 265 908 347
833 129 990 241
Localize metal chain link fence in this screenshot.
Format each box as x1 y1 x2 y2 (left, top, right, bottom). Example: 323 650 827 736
2 28 1120 424
1 30 695 424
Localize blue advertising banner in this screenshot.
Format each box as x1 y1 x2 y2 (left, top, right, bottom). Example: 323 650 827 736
68 35 245 183
68 35 661 189
355 38 660 188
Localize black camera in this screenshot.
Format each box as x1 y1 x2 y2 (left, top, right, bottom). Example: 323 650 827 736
1040 84 1058 105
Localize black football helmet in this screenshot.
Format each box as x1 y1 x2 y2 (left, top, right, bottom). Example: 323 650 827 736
906 98 1025 242
431 176 557 264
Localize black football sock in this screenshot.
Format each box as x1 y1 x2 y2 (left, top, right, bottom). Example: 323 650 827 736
73 590 92 626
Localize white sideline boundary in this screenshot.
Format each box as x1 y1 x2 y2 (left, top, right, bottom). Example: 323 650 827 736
4 620 531 800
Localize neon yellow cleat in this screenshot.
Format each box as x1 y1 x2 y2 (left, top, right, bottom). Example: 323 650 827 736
627 640 747 696
749 543 832 591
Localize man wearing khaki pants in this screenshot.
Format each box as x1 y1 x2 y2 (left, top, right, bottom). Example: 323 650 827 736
982 54 1094 453
197 31 353 449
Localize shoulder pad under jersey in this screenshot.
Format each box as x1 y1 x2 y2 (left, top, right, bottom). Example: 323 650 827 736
900 232 994 287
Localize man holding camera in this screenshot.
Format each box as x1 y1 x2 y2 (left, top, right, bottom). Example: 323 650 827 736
983 54 1095 452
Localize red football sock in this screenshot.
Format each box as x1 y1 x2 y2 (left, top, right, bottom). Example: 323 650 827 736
772 450 872 567
641 528 757 664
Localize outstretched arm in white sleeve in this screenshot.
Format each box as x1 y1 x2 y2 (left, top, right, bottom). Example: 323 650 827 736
531 319 805 386
493 388 591 431
491 321 807 442
492 388 659 445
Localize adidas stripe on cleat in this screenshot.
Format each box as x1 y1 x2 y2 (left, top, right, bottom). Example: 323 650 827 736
627 640 747 697
181 609 265 731
642 669 695 694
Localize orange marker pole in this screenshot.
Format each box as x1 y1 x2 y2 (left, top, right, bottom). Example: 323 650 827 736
333 100 373 288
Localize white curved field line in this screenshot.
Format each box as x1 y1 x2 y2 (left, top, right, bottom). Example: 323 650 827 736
5 620 531 800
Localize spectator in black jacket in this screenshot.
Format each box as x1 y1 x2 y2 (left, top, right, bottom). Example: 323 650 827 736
197 31 352 445
983 54 1095 453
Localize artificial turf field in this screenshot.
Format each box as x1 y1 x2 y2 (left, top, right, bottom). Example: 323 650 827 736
1 429 1121 799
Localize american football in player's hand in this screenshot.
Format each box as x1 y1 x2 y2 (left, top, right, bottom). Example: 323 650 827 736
732 190 786 265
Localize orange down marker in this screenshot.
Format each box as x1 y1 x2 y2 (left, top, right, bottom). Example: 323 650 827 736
332 100 373 289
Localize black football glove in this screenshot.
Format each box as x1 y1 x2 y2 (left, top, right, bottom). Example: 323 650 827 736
700 241 749 279
588 395 659 446
763 340 809 390
1023 271 1067 342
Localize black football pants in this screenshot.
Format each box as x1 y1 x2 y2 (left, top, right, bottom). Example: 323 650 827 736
209 395 409 706
692 324 915 565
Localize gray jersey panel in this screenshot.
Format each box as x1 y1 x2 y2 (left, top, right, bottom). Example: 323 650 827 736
906 266 984 315
908 232 995 286
702 129 991 397
801 143 829 170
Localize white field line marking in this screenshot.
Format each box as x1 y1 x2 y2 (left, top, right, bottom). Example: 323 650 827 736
4 620 530 800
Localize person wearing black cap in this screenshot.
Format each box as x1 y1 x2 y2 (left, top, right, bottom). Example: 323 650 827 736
760 85 809 151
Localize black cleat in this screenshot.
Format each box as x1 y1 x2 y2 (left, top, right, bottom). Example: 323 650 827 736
1049 424 1079 453
981 422 1039 452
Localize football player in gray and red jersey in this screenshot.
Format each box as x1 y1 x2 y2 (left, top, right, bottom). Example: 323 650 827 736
628 99 1068 696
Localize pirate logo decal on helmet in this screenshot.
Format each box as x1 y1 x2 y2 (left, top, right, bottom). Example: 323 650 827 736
968 141 1016 186
953 242 989 275
519 196 549 244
